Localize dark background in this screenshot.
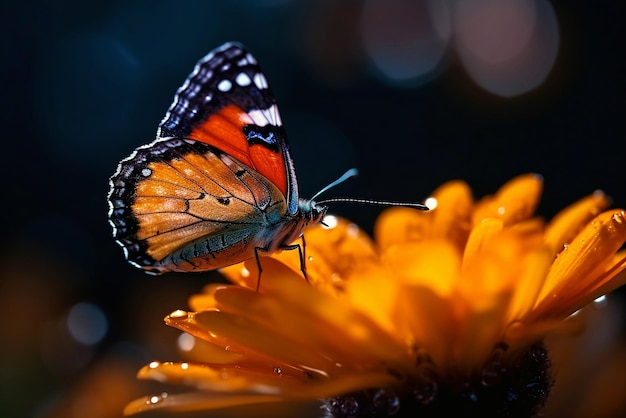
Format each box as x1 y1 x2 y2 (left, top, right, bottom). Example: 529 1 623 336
1 1 624 417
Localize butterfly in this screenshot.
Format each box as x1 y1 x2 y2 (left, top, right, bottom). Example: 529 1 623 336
108 42 427 278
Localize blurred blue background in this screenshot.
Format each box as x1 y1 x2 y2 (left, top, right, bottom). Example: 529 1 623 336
1 1 624 417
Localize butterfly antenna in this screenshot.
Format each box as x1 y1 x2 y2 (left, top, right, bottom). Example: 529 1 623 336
312 168 430 211
309 168 359 201
317 197 429 210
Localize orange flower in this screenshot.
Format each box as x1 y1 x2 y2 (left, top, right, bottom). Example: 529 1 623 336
125 174 626 417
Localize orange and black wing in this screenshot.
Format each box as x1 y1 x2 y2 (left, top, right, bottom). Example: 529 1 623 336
157 42 298 214
108 138 287 274
108 43 297 273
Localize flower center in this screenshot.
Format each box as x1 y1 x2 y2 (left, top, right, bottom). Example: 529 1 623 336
322 342 552 418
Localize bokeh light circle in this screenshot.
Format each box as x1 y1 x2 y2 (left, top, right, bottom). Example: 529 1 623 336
453 0 559 97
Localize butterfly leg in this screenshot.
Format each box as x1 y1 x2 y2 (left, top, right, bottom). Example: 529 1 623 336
253 236 308 291
281 234 307 281
253 246 266 292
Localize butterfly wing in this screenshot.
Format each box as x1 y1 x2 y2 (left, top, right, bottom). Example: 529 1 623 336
157 42 298 215
108 43 299 274
108 138 288 274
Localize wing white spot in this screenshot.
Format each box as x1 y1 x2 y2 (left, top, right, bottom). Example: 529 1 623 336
235 72 252 86
253 72 268 89
247 104 282 127
141 168 152 177
217 79 232 92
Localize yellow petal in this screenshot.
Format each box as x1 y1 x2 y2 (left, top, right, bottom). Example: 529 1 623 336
124 392 283 416
535 210 626 318
391 285 455 366
301 216 379 292
178 335 245 364
459 232 530 311
124 372 398 416
192 309 341 373
381 240 461 297
453 295 512 370
374 206 431 252
374 180 473 252
544 190 610 254
504 315 586 350
473 174 543 226
344 266 399 333
462 218 504 266
188 283 229 311
219 262 261 289
219 217 378 294
164 310 274 366
504 247 553 323
213 277 409 368
426 180 474 247
277 371 397 399
136 361 279 391
219 256 304 292
563 255 626 315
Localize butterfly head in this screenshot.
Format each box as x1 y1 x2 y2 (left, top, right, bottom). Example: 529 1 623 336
298 199 328 227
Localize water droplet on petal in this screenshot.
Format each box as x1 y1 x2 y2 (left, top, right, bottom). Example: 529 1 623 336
181 362 189 370
372 388 401 415
146 392 168 405
346 223 360 237
413 378 437 405
169 309 188 319
148 361 161 369
594 294 607 308
273 366 282 375
481 342 508 387
413 352 438 405
335 396 358 416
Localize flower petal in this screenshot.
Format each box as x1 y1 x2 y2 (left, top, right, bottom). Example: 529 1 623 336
544 190 610 254
504 247 553 323
374 180 473 252
124 392 284 416
473 174 543 225
382 240 461 297
213 275 410 368
220 217 378 294
462 218 504 266
391 285 456 366
302 216 379 292
136 361 288 392
188 283 229 311
535 210 626 319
